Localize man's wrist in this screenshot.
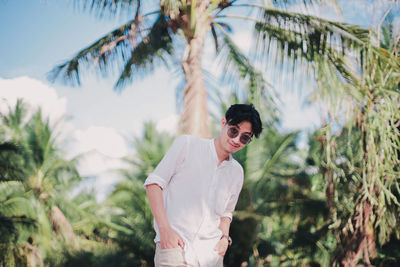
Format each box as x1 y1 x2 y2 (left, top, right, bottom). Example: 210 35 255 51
158 223 172 232
220 234 232 246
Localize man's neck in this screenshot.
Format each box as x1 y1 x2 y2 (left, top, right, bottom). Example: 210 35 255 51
214 137 230 165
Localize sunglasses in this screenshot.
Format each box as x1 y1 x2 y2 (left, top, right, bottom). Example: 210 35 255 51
227 126 253 145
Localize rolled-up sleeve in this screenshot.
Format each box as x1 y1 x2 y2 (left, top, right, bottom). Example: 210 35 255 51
222 167 244 221
143 135 188 190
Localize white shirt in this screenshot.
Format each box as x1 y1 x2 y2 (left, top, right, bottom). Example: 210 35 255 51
143 135 244 266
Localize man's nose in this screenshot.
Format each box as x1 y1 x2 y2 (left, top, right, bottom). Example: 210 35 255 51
232 134 241 144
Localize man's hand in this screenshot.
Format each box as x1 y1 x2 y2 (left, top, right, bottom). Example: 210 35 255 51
159 226 185 249
146 184 184 249
214 238 229 257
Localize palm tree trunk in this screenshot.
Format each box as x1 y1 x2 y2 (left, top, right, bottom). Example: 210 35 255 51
340 115 377 266
179 6 211 138
340 200 376 267
49 206 79 249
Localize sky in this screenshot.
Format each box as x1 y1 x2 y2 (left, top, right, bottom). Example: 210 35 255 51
0 0 397 200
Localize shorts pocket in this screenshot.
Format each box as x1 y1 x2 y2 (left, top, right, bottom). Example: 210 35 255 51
155 244 185 266
160 246 181 252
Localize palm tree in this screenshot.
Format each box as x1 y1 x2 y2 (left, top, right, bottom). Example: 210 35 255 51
309 12 400 265
0 142 38 267
105 122 174 265
226 127 303 266
0 100 84 266
49 0 368 137
208 89 328 266
56 122 175 266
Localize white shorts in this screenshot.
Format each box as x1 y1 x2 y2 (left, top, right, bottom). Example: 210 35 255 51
154 243 223 267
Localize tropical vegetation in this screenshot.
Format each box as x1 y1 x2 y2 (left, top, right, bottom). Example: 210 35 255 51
1 0 399 267
49 0 369 138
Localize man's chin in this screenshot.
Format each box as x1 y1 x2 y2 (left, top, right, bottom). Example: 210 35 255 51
232 148 241 153
224 146 235 154
228 146 240 153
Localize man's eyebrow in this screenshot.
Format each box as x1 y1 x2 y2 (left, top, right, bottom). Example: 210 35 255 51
234 124 253 135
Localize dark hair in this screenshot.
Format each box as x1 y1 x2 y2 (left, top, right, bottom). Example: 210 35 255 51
225 104 262 138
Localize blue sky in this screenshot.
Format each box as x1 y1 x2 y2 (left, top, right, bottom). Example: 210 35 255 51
0 1 117 78
1 0 393 133
1 0 397 200
0 0 181 199
0 0 179 133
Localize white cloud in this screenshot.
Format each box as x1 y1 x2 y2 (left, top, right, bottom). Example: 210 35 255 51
72 150 126 202
281 104 320 130
156 114 179 135
276 69 321 132
72 149 127 177
69 126 128 158
0 76 67 123
232 30 253 54
0 76 131 202
67 125 131 202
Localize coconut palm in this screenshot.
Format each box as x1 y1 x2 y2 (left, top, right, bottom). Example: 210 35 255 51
225 127 305 266
49 0 369 137
207 89 328 265
0 142 38 266
104 122 174 265
0 100 85 266
56 122 174 266
309 12 400 265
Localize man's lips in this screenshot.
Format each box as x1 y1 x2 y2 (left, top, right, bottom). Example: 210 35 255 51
229 142 240 149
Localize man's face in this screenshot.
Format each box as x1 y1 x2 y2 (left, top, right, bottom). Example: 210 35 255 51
220 118 253 154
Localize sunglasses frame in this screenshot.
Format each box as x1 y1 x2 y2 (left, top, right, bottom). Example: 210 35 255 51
226 126 253 145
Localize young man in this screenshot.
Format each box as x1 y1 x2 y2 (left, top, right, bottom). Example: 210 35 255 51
144 104 262 267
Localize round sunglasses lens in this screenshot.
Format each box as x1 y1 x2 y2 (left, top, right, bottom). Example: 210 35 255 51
240 135 251 144
227 127 238 138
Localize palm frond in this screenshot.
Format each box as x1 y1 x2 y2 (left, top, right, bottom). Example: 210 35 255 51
0 99 28 132
0 142 27 182
48 17 145 87
258 131 299 180
253 6 369 83
0 181 37 244
257 6 368 47
0 181 25 202
214 23 278 120
72 0 141 18
0 142 19 153
48 14 174 91
269 0 341 13
114 15 174 89
210 23 219 51
161 0 185 19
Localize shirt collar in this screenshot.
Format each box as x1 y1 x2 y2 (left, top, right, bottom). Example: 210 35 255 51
210 138 233 166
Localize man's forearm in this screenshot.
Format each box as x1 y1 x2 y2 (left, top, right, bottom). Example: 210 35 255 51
215 216 232 255
146 184 170 229
219 217 231 236
146 184 185 248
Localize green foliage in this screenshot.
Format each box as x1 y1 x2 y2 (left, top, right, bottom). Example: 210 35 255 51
72 0 141 18
48 15 174 90
310 15 400 264
49 0 369 103
114 15 175 89
58 246 144 267
103 122 174 265
0 142 26 182
0 100 89 266
0 181 37 241
228 126 333 266
3 3 399 266
211 88 331 266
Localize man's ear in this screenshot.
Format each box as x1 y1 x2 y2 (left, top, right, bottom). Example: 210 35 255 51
221 118 227 127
